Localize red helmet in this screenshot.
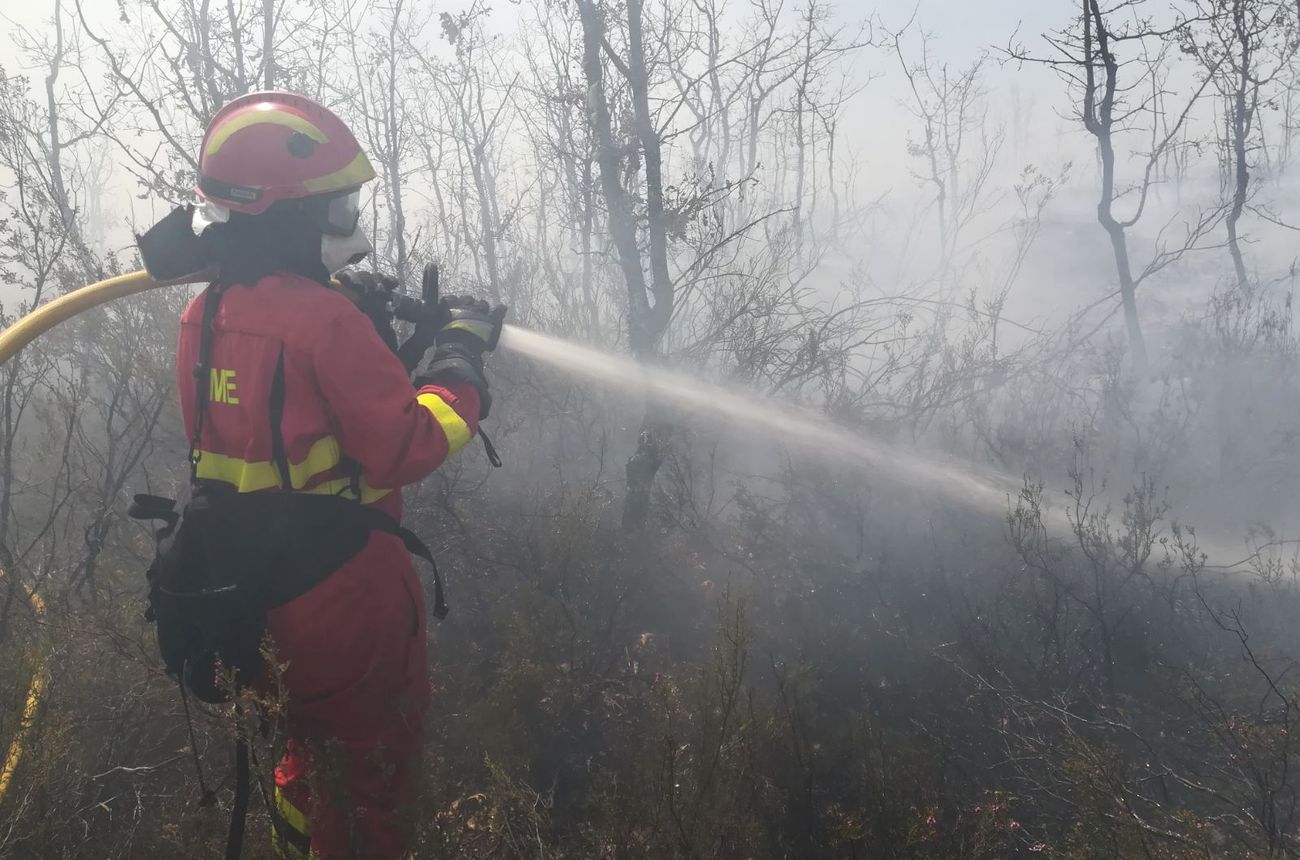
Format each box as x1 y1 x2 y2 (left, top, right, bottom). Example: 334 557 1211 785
196 91 375 215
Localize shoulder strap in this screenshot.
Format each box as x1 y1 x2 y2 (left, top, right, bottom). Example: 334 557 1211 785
268 345 292 490
479 428 503 468
227 732 251 860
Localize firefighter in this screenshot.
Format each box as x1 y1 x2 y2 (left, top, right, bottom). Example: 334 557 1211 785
176 91 501 858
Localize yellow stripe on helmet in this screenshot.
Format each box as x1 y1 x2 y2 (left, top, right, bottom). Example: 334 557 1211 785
302 151 377 194
205 108 330 158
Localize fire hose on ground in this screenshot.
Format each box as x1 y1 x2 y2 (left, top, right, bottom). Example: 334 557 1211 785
0 569 47 805
0 270 177 805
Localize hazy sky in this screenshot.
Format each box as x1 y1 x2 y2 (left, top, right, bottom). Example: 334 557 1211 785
0 0 1086 160
0 0 1087 220
0 0 1191 326
0 1 1078 108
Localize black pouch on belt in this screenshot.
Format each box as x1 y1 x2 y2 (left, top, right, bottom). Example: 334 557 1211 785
130 487 374 704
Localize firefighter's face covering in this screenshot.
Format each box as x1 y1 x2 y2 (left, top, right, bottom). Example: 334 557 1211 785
193 189 371 274
318 190 371 272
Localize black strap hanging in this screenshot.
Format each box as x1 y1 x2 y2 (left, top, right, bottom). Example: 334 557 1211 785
184 281 255 860
226 733 251 860
268 345 292 490
178 679 217 808
357 507 448 620
479 429 503 468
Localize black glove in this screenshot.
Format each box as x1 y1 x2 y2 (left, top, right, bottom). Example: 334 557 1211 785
414 296 508 419
396 315 440 373
439 295 507 352
335 270 399 353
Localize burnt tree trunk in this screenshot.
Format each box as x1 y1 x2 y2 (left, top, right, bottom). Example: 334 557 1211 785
1225 0 1255 290
1083 0 1148 369
263 0 275 89
577 0 674 532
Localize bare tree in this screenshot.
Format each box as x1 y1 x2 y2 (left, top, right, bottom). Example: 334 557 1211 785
891 24 1004 282
410 3 518 303
1185 0 1298 289
573 0 675 530
576 0 673 363
1008 0 1223 370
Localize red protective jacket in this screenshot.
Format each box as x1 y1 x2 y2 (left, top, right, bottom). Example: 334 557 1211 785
176 272 478 859
177 274 479 520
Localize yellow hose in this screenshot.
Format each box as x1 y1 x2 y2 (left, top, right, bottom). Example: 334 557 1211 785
0 569 46 804
0 270 356 368
0 270 171 367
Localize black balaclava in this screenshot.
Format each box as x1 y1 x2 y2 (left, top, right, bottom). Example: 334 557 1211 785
204 206 330 288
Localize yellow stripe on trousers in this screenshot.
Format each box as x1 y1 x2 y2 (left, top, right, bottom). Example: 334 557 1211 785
273 786 315 859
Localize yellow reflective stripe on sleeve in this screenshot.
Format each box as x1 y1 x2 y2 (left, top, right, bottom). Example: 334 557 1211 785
194 435 342 492
417 391 472 455
442 319 494 340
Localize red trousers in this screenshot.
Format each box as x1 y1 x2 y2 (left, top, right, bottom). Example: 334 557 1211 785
263 532 430 859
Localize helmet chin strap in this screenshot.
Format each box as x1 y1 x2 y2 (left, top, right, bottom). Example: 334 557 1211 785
321 224 372 273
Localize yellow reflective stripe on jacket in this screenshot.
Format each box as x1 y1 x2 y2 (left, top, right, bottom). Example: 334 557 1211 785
194 435 342 492
417 391 472 455
194 435 393 503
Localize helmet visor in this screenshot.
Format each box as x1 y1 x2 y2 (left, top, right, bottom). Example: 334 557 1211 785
322 189 362 236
